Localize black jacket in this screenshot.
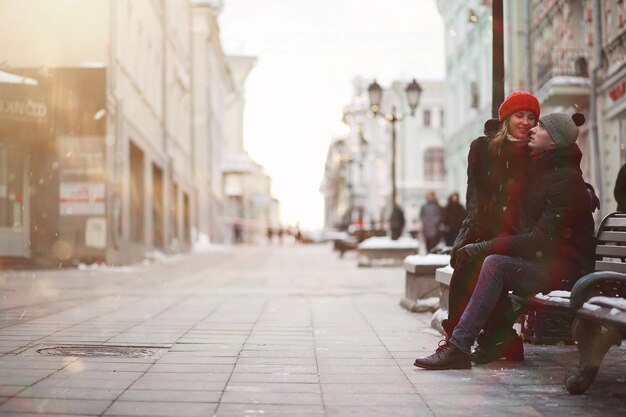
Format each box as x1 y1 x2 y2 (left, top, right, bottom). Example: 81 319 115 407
452 136 530 254
489 145 596 288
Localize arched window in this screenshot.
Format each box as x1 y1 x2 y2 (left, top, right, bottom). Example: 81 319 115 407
424 148 445 182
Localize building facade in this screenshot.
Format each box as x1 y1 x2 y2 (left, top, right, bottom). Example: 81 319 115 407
0 0 278 265
322 77 445 232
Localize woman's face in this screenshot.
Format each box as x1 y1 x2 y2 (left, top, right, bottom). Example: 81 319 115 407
507 110 537 140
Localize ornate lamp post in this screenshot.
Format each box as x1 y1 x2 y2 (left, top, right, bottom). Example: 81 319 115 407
367 78 422 238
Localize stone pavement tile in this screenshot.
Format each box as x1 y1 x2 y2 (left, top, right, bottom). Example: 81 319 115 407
318 365 402 375
128 379 225 391
239 349 315 358
531 406 626 417
64 361 152 372
0 385 26 396
412 382 510 395
0 414 92 417
34 377 133 390
156 356 237 365
233 364 318 374
148 363 234 373
16 386 123 400
117 389 221 402
236 357 316 366
314 350 392 359
319 373 408 384
51 370 142 380
213 404 325 417
169 343 241 352
135 372 229 383
420 392 530 408
104 400 217 417
423 405 541 417
321 383 415 394
0 369 55 379
225 382 322 394
229 372 319 384
317 358 398 366
324 405 433 417
220 391 323 405
322 393 424 407
0 397 111 415
0 376 43 386
0 358 68 369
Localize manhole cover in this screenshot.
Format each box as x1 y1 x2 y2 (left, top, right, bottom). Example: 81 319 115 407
34 345 166 358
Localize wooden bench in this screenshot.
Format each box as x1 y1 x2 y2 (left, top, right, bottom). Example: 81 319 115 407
511 212 626 344
564 212 626 394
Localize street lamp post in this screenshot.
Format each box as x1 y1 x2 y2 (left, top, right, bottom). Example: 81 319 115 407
367 78 422 238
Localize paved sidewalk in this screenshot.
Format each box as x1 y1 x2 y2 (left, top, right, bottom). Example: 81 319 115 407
0 244 624 416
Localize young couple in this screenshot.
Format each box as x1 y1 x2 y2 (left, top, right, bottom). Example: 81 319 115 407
414 92 597 370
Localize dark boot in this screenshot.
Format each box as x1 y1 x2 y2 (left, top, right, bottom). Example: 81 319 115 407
471 329 524 364
414 341 471 370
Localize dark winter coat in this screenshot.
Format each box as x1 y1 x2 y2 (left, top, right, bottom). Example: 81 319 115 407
614 163 626 212
489 145 596 289
443 201 467 246
452 136 530 256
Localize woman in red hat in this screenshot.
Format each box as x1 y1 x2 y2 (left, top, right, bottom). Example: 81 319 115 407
441 91 540 364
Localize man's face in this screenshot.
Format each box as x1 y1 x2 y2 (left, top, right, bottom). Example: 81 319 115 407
528 122 556 152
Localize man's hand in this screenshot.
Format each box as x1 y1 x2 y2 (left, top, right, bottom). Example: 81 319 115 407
455 241 491 267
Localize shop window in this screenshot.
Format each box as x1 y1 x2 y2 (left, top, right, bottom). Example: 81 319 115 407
424 148 445 182
129 142 145 243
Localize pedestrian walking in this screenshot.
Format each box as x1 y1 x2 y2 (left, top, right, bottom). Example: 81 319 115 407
442 192 467 246
266 226 273 244
419 192 442 252
614 163 626 212
389 203 405 240
415 112 595 370
443 91 540 361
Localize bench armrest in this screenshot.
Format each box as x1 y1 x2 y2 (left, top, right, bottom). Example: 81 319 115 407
570 271 626 311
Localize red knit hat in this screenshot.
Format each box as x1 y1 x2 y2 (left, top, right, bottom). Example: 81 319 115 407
498 91 540 121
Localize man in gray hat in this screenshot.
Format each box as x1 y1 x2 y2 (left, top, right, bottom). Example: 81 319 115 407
414 113 596 370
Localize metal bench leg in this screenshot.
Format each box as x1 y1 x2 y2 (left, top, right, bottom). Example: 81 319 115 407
565 316 622 395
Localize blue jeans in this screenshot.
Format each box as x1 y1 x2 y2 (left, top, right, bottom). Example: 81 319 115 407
449 254 552 354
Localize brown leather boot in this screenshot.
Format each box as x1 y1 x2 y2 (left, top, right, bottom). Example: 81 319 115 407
414 341 471 370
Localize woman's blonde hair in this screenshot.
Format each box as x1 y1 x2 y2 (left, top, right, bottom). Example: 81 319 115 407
487 117 511 156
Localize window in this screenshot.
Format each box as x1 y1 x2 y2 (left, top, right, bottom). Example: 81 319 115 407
440 109 445 128
423 109 431 127
129 142 145 242
470 81 479 109
424 148 445 182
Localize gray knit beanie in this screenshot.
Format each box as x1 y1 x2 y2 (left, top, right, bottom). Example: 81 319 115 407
539 112 585 147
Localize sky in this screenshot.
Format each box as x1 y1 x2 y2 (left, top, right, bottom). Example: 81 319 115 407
219 0 445 230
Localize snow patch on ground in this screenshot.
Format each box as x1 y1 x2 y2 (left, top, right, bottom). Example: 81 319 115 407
193 234 234 254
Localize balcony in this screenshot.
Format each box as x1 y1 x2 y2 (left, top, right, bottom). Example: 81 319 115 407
535 48 591 108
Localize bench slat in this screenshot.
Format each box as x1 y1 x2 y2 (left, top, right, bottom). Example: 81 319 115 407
597 231 626 243
602 217 626 228
594 260 626 274
595 245 626 258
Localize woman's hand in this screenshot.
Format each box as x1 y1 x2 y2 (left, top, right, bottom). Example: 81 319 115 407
455 241 491 267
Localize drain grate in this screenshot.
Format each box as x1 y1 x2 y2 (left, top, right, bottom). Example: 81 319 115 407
33 344 168 358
